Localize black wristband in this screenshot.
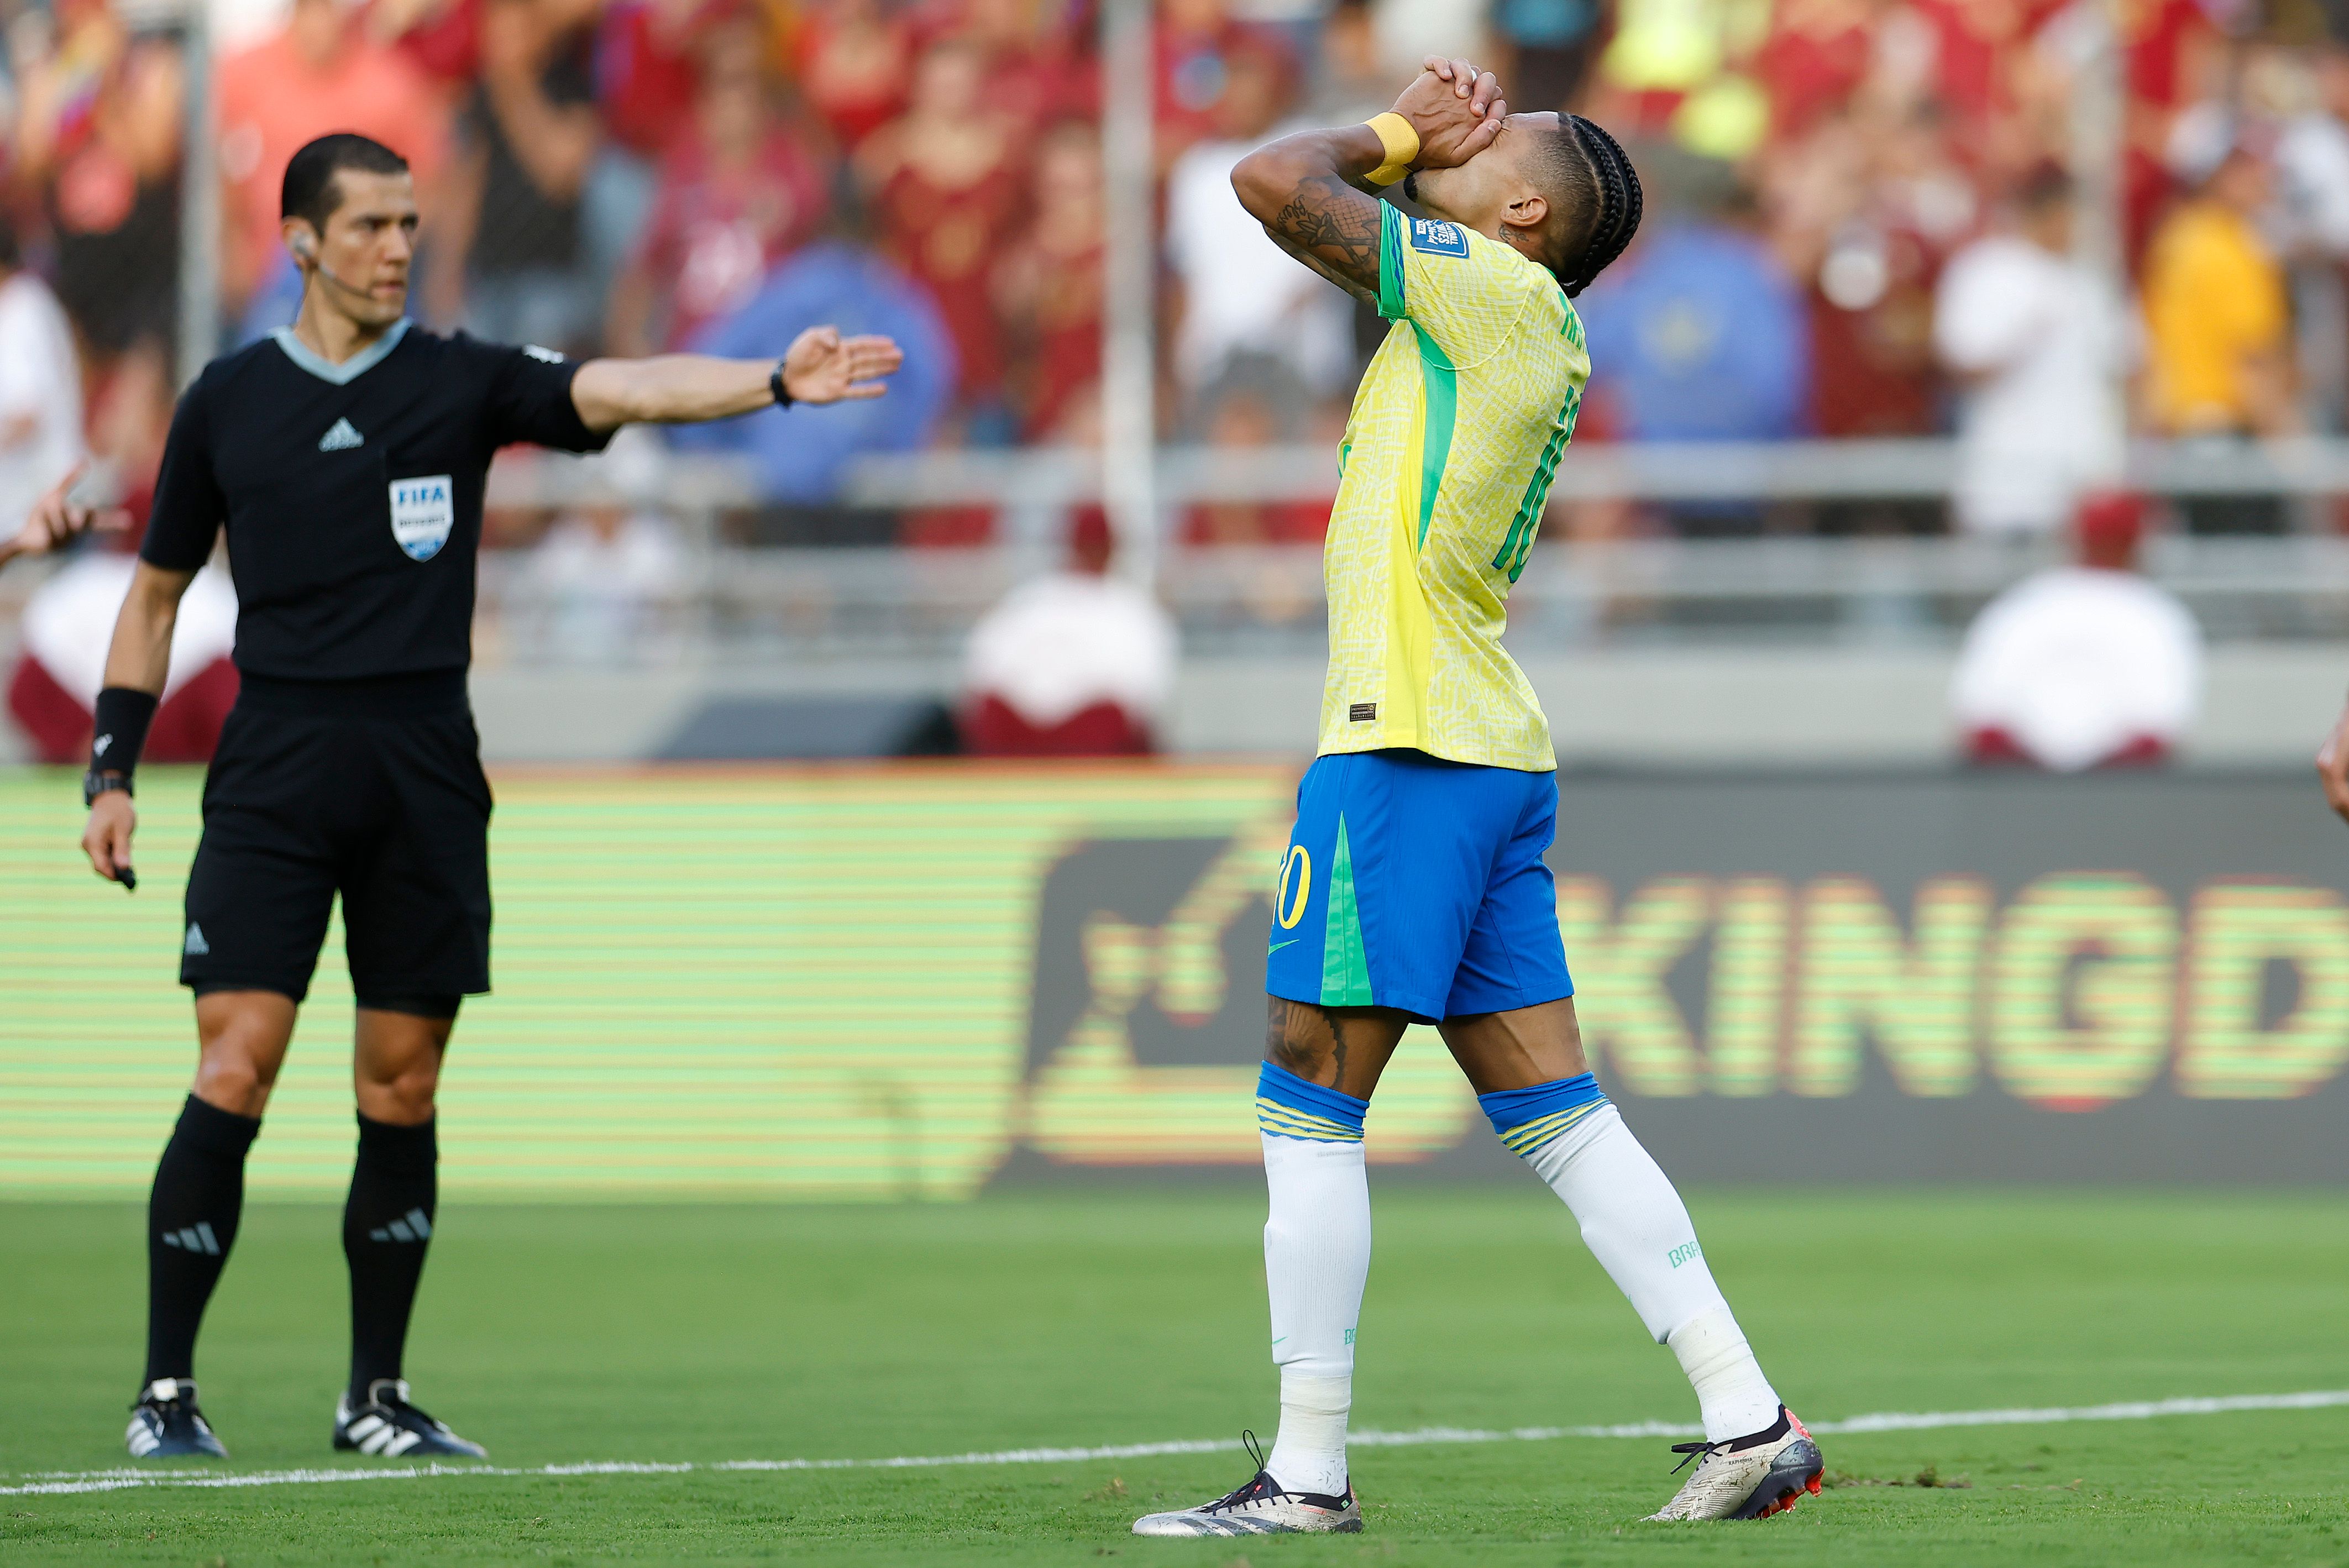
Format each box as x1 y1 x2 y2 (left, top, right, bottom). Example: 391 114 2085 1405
91 686 160 780
769 361 794 409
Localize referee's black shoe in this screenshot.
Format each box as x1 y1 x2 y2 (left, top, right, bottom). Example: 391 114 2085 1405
333 1379 489 1459
126 1378 229 1460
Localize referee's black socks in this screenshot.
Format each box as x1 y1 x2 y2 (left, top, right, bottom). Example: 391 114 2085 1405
342 1113 438 1403
144 1095 263 1385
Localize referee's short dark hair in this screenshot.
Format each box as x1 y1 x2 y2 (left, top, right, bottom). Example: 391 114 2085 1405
281 134 411 232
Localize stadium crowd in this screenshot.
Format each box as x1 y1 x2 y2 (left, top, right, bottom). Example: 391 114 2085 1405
9 0 2349 550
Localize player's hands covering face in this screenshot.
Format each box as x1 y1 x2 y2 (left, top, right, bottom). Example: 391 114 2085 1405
1396 57 1507 170
781 327 905 405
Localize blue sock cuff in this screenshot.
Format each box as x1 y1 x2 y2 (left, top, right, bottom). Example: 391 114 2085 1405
1256 1061 1368 1142
1478 1073 1609 1156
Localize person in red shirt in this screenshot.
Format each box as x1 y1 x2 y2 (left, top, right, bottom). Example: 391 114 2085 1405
607 19 830 354
993 121 1105 439
795 0 916 150
215 0 452 312
858 35 1027 418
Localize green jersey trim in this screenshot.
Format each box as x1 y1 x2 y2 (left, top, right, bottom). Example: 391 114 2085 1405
1410 323 1457 551
1378 203 1408 321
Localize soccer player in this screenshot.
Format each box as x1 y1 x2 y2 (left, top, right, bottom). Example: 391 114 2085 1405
80 133 901 1461
1130 64 1823 1534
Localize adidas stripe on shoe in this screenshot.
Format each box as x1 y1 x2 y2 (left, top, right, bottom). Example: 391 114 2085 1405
333 1378 487 1458
127 1378 229 1459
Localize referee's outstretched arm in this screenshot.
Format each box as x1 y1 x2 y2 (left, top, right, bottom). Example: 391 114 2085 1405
569 324 903 430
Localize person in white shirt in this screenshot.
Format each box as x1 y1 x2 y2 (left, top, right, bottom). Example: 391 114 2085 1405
1933 165 2130 537
1951 492 2204 771
960 506 1177 755
1163 47 1355 401
0 220 87 541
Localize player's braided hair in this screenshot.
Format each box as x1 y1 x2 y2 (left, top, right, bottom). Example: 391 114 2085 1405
1559 116 1643 298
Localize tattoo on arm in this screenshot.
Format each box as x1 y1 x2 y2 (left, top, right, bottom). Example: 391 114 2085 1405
1265 174 1384 302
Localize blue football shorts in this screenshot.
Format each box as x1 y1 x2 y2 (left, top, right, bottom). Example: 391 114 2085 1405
1264 748 1574 1022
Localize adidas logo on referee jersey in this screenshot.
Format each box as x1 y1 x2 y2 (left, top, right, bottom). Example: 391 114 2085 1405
369 1208 433 1243
318 417 365 452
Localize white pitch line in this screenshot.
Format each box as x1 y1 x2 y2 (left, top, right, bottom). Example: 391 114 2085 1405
10 1390 2343 1499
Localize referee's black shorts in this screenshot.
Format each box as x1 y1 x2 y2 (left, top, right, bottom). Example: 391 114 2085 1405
180 672 492 1010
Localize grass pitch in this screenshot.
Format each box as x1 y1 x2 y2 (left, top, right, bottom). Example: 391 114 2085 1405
3 1189 2346 1565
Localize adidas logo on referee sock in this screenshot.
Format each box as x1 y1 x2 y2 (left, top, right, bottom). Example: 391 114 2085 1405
369 1208 433 1243
160 1223 222 1255
318 417 365 452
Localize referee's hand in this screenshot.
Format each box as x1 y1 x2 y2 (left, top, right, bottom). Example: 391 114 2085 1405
780 327 903 405
83 791 137 885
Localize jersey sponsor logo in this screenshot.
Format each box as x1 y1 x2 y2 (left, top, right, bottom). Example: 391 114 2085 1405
318 417 365 452
1408 217 1469 258
389 475 457 562
523 344 566 364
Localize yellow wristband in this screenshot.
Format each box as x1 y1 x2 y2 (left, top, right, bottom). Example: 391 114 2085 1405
1364 111 1419 187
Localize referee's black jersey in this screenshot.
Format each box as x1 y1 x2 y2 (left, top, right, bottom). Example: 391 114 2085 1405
140 322 612 681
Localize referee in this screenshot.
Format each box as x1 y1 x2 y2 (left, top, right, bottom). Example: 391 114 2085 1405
81 133 901 1461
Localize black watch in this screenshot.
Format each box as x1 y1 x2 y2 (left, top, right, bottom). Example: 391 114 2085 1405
769 361 794 409
84 770 133 809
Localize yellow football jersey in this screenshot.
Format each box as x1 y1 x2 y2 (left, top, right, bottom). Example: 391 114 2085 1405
1315 203 1590 772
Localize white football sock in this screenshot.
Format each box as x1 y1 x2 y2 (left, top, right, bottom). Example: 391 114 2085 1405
1261 1132 1368 1496
1668 1305 1784 1443
1522 1104 1780 1441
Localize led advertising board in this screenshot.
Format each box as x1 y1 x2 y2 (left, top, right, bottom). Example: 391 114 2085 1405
3 767 2343 1197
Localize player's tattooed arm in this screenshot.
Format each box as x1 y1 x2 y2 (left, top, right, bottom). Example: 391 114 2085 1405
1230 65 1506 303
1231 132 1392 303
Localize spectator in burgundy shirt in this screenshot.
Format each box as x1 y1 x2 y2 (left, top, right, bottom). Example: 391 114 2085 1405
606 19 829 355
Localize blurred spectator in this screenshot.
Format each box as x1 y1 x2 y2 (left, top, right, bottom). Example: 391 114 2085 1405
15 0 182 358
859 35 1026 429
1182 370 1329 546
1579 171 1812 444
1155 0 1284 161
0 219 87 536
1803 101 1974 439
8 553 238 765
1934 165 2128 536
595 0 710 156
1492 0 1611 112
667 239 953 500
1307 0 1392 123
2143 134 2295 439
607 20 830 355
1952 492 2203 771
795 0 915 150
514 500 687 663
431 0 602 348
216 0 449 313
993 122 1105 440
959 507 1176 756
964 0 1098 130
2274 43 2349 430
2143 131 2295 533
1165 44 1354 405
